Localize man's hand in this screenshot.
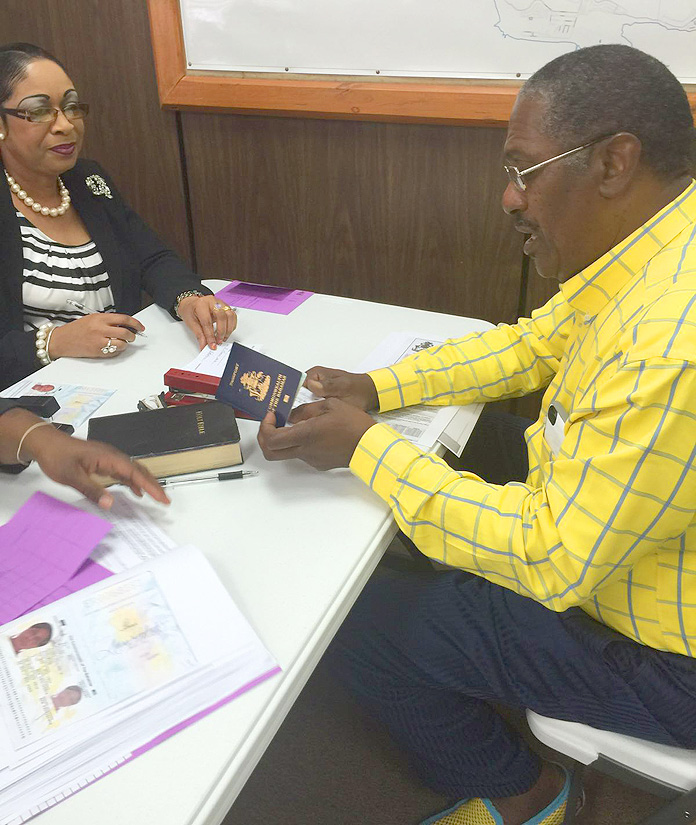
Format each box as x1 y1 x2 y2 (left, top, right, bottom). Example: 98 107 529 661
177 295 237 351
257 398 376 470
22 424 170 509
304 367 379 411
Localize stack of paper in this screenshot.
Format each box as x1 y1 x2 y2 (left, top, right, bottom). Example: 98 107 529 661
0 498 279 825
355 332 482 455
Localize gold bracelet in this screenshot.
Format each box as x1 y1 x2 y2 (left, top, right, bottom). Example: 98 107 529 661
16 421 54 465
173 290 204 319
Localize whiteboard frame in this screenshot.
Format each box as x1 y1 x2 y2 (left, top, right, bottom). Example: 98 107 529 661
147 0 696 126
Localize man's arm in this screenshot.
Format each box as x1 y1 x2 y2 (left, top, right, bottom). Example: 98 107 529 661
261 354 696 610
304 289 575 416
372 292 575 413
350 356 696 610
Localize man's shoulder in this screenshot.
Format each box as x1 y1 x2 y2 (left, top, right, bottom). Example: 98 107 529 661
629 270 696 364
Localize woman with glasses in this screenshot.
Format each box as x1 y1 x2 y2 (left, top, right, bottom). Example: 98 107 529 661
0 43 237 390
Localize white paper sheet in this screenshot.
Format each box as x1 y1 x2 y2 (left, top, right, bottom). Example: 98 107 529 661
76 493 176 573
183 341 235 378
181 338 263 379
355 333 462 449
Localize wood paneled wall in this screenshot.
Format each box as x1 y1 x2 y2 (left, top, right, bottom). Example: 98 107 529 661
183 114 525 323
2 2 530 327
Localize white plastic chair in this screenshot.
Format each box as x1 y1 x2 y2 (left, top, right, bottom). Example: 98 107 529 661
526 710 696 824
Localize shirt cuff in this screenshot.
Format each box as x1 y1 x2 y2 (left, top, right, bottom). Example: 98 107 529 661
349 422 427 502
369 362 424 412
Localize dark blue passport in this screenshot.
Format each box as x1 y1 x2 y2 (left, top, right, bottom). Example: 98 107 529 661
215 343 305 427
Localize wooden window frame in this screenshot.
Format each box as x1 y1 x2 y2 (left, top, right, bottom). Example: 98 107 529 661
147 0 696 126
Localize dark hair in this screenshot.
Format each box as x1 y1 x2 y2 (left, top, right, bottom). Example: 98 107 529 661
0 42 67 106
30 622 53 645
521 44 695 179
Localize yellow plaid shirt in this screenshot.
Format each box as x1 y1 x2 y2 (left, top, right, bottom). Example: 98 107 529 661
350 181 696 655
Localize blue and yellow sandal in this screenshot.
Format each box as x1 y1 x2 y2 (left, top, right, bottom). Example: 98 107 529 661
419 766 575 825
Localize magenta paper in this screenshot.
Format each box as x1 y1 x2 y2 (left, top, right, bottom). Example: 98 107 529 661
215 281 313 315
0 492 112 623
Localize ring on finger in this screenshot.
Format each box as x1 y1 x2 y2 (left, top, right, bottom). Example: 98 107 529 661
101 338 118 355
214 302 234 312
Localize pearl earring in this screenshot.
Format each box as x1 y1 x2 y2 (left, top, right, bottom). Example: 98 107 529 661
0 133 4 140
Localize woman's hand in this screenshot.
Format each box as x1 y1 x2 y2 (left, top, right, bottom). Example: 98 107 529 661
1 409 169 510
23 423 170 509
49 313 145 359
176 295 237 350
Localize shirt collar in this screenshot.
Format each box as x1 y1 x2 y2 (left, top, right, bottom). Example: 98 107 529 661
560 180 696 316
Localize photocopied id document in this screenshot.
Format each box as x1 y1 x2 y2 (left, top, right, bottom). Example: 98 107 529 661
1 377 115 429
0 545 279 825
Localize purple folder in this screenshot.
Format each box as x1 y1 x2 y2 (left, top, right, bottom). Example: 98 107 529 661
215 280 313 315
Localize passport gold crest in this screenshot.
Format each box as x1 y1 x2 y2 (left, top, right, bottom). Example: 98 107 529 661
240 371 271 401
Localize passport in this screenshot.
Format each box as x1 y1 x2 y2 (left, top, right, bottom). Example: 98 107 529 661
215 343 305 427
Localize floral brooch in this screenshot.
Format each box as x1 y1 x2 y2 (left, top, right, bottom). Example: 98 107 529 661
85 174 113 199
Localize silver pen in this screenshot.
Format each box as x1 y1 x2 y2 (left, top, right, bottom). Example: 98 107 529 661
66 298 147 337
159 470 259 487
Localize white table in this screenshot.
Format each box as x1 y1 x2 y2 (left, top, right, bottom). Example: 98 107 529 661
1 283 491 825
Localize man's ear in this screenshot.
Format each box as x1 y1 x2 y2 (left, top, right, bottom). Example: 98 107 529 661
598 132 642 198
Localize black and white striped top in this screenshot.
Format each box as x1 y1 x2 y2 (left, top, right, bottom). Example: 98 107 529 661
18 211 115 330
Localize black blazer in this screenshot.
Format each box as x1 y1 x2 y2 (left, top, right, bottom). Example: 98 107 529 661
0 158 210 390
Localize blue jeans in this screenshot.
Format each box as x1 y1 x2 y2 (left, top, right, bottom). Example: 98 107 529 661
328 412 696 799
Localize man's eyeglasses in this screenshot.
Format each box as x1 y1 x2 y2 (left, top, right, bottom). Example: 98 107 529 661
504 133 616 192
0 103 89 124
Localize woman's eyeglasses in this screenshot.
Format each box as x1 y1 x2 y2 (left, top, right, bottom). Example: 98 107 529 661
0 103 89 124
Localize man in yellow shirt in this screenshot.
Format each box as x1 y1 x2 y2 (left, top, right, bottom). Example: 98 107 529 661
259 44 696 825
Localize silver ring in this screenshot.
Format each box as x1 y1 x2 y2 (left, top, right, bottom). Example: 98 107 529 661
101 338 117 355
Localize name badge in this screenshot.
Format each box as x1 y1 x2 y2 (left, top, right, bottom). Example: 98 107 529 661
544 402 568 458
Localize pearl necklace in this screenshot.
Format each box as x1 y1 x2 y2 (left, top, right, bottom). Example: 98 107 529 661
3 170 71 217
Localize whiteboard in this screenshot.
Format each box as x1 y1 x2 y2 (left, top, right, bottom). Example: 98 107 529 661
180 0 696 83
